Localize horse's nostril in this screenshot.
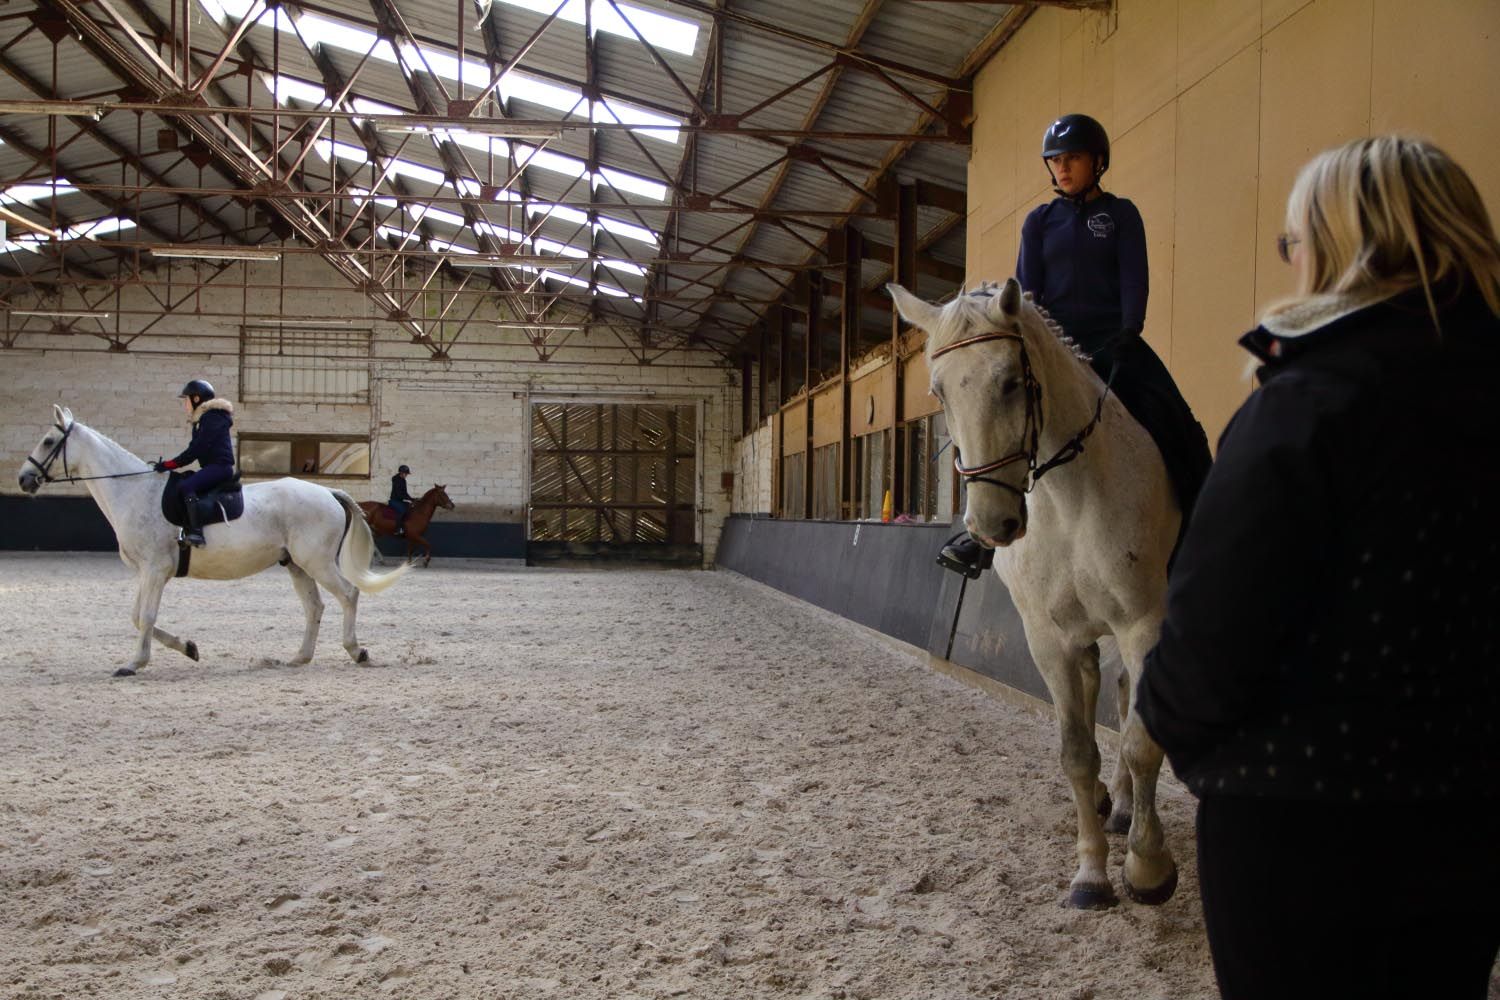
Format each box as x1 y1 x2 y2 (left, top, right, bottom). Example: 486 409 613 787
1000 518 1020 539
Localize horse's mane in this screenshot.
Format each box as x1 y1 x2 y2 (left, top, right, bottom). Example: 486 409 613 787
923 282 1090 363
72 418 147 467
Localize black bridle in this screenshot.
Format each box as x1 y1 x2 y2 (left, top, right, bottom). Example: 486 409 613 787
930 330 1117 498
23 420 155 485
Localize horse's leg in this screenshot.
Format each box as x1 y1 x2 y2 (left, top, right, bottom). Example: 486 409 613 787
126 581 196 660
1114 624 1177 904
1104 667 1136 834
304 559 367 664
1031 633 1115 909
118 567 171 677
284 561 324 664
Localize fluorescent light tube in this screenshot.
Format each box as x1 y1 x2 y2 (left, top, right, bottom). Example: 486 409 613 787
151 245 282 261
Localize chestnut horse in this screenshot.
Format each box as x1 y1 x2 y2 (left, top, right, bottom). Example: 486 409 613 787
359 485 454 567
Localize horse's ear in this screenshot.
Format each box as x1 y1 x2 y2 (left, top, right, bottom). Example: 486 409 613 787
997 277 1023 319
886 283 941 334
436 484 446 490
53 404 72 428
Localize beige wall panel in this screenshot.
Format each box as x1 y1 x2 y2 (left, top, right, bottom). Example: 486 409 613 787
848 365 894 436
1262 0 1313 33
1172 46 1261 444
1111 0 1178 136
971 210 1018 284
1255 0 1374 311
1179 0 1260 91
782 401 806 455
1371 0 1500 214
1008 8 1064 212
903 352 941 420
1109 104 1177 359
811 385 843 448
969 41 1022 236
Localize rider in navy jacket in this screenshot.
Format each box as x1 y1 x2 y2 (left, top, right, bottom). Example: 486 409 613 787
939 114 1211 576
153 378 235 546
389 464 413 536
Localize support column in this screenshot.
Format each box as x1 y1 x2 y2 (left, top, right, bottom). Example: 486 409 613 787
890 182 918 514
840 225 863 517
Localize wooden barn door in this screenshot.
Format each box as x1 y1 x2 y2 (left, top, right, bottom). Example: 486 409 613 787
528 402 700 563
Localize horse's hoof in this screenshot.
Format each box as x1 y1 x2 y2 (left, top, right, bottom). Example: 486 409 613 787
1066 882 1118 910
184 641 199 662
356 649 369 664
1103 811 1132 835
1095 792 1112 818
1123 860 1178 906
113 667 136 678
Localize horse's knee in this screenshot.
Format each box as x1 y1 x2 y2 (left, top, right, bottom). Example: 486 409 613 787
1058 731 1102 783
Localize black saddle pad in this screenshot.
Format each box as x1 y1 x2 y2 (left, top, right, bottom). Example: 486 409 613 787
160 471 245 529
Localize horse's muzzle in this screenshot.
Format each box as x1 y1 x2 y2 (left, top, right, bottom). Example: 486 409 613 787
18 471 40 494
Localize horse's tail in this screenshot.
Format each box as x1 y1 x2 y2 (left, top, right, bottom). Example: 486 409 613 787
331 489 410 594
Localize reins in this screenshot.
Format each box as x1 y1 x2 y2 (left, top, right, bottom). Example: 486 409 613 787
23 421 157 485
929 327 1118 497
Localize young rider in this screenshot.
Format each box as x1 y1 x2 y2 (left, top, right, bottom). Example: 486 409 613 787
939 113 1212 576
389 464 413 537
153 378 235 547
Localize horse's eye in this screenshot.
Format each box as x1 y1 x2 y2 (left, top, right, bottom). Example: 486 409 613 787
1001 377 1023 396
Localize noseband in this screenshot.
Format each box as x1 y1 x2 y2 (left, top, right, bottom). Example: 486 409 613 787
930 329 1116 498
23 421 75 484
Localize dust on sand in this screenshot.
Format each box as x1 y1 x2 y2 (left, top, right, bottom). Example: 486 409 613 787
0 552 1223 999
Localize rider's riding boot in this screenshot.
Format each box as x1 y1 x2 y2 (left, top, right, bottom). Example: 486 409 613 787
937 532 994 579
182 494 207 547
394 522 405 537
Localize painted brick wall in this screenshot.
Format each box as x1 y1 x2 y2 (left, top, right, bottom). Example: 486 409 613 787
3 262 740 562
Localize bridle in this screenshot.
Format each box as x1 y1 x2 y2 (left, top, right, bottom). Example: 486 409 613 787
929 330 1117 499
23 420 154 485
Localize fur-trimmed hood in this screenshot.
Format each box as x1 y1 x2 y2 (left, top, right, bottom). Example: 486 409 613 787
189 397 234 423
1257 287 1400 340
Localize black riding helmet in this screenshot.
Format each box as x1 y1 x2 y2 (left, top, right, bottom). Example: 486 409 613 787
1042 113 1110 188
398 464 411 474
178 378 215 403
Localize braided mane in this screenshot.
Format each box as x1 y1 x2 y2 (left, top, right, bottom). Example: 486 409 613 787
923 281 1090 363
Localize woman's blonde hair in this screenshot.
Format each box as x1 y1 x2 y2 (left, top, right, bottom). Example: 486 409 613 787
1281 135 1500 323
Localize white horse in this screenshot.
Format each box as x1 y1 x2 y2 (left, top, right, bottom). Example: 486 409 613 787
17 406 410 677
889 279 1179 909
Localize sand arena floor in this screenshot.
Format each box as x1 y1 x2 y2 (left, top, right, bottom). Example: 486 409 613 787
1 551 1237 998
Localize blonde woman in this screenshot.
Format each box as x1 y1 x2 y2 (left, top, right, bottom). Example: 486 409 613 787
1136 136 1500 998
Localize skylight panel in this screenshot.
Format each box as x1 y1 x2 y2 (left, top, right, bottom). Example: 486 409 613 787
494 0 698 56
64 217 135 239
534 238 589 260
0 181 79 206
595 166 666 201
473 220 530 244
314 140 450 188
600 258 647 277
596 215 658 246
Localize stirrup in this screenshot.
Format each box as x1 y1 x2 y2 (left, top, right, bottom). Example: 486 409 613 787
936 532 993 579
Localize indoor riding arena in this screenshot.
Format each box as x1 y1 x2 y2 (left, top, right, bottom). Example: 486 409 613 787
2 1 1497 998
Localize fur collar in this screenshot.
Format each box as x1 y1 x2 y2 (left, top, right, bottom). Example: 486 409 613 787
1259 287 1402 339
189 397 234 423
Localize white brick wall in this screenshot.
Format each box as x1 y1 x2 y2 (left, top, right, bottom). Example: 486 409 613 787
732 421 774 515
2 260 741 563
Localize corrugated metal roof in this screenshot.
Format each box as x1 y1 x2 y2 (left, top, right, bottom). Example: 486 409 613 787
0 0 1021 353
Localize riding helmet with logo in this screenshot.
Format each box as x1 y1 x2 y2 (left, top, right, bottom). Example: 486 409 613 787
178 378 216 402
1041 114 1111 174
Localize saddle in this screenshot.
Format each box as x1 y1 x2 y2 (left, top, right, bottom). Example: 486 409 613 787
160 471 245 530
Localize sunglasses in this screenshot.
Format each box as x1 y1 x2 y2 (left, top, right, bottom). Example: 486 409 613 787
1276 233 1301 264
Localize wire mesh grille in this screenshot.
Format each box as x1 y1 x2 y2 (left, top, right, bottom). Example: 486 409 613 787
239 326 372 404
530 402 697 543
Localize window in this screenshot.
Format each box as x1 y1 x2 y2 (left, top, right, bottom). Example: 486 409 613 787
239 433 370 479
898 413 955 522
810 443 840 520
780 452 806 519
855 430 887 519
